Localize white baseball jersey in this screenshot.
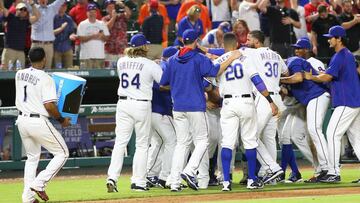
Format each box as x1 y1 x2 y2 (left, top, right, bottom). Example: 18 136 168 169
15 67 57 117
215 51 258 97
117 56 163 100
201 29 220 48
243 47 288 93
307 57 326 72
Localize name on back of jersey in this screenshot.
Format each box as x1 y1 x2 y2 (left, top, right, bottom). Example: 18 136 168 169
118 61 144 71
17 72 40 86
260 51 281 61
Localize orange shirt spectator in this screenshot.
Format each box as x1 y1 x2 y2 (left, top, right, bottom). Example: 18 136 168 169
176 0 211 33
138 0 170 46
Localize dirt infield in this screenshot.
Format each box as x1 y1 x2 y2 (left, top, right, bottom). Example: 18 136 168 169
75 187 360 203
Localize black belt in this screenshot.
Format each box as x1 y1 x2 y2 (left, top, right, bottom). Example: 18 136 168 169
19 111 40 118
224 94 251 98
32 40 53 44
119 96 149 102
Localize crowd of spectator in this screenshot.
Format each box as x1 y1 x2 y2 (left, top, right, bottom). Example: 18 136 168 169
0 0 358 70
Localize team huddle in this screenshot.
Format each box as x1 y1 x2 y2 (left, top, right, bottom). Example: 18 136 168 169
15 25 360 202
105 24 360 193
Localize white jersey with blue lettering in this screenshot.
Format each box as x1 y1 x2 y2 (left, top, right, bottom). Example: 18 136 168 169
307 57 326 72
15 67 57 117
243 47 288 93
215 52 258 97
117 56 163 100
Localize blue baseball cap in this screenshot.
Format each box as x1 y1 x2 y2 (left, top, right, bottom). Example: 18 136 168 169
219 22 231 33
129 34 150 47
87 3 97 11
162 46 178 58
323 25 346 38
182 29 198 42
104 0 115 6
291 38 311 49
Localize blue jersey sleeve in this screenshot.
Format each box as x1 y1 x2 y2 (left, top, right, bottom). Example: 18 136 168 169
326 55 342 79
207 34 215 44
177 19 186 37
159 61 171 86
208 48 225 56
200 56 220 77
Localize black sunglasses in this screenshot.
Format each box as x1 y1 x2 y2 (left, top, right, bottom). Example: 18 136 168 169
19 8 27 11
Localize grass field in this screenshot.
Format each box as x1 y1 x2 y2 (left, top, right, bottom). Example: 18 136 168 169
1 166 360 202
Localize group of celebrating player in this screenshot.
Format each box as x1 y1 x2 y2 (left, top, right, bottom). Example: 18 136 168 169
105 24 360 193
14 23 360 202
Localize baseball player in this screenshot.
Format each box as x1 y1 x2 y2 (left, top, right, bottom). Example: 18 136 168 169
245 30 286 183
281 49 330 182
216 32 279 191
106 34 163 192
201 22 232 48
160 29 241 191
146 47 178 188
304 26 360 183
15 47 71 203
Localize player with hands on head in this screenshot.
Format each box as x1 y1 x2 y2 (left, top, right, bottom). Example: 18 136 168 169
106 34 163 192
160 29 241 192
303 25 360 183
215 32 279 191
15 47 71 203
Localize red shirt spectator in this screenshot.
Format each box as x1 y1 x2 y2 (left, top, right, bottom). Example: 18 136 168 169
304 0 328 32
176 0 212 33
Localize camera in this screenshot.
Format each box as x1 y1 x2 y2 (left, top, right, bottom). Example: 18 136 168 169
115 1 125 13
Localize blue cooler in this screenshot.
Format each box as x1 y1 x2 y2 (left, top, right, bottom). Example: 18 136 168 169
52 72 87 125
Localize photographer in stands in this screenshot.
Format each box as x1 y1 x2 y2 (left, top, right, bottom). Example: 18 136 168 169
103 0 131 66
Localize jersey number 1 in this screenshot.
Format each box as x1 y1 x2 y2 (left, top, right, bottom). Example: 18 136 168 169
121 73 140 89
23 85 27 102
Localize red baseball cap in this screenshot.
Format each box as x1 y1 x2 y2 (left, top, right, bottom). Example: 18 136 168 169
149 0 159 9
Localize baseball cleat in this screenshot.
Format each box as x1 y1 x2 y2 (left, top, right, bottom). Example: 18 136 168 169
181 172 199 191
131 183 149 191
351 179 360 183
247 178 264 189
239 174 248 185
319 174 341 183
263 169 284 184
146 176 159 188
30 188 49 201
170 184 183 192
208 178 219 186
222 181 232 191
106 179 118 193
285 172 303 183
277 173 285 183
157 179 169 189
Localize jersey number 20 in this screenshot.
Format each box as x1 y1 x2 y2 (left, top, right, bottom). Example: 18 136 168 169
121 73 140 89
225 64 244 81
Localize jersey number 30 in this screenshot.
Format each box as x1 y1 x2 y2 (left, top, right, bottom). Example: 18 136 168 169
225 64 244 81
264 62 279 77
121 73 140 89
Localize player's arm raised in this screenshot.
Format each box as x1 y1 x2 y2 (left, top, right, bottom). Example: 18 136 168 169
251 74 279 116
44 102 71 127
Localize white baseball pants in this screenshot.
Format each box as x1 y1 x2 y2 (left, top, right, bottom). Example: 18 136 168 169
167 111 209 186
146 113 176 181
327 106 360 175
107 99 151 187
306 92 330 171
17 116 69 203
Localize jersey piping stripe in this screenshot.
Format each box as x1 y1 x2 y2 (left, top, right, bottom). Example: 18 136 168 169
166 115 176 135
147 129 164 174
331 106 346 175
195 112 209 169
313 96 329 166
44 120 68 185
